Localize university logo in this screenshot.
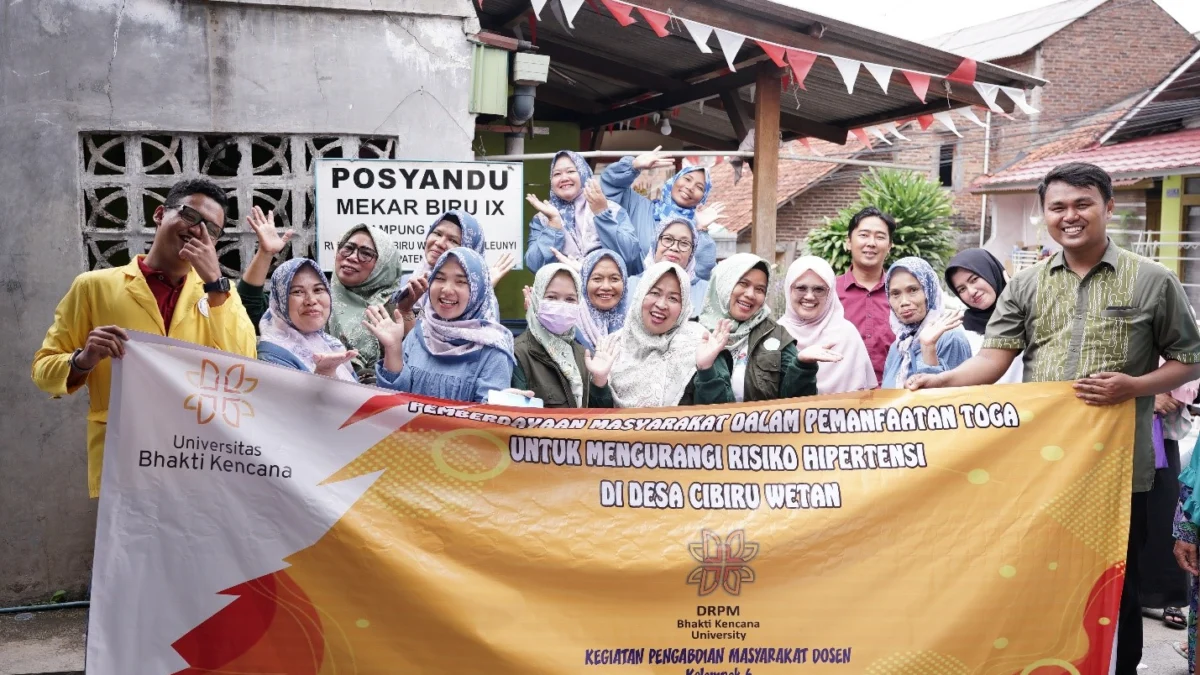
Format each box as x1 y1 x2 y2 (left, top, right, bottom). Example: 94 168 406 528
183 360 258 427
686 529 759 596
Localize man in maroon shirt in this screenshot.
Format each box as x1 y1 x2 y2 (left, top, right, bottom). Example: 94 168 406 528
835 207 896 384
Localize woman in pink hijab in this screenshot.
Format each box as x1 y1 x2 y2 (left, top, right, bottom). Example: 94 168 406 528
778 256 878 394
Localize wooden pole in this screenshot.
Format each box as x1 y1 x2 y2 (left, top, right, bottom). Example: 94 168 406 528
752 68 782 262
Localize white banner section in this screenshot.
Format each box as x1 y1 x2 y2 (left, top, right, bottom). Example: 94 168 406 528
314 159 524 272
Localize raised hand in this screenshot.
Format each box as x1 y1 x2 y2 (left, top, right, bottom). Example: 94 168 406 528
245 206 294 256
312 350 358 378
584 178 608 215
584 336 617 387
362 305 406 354
395 275 428 315
75 325 131 370
490 252 516 286
696 319 732 370
919 310 964 348
797 341 843 364
180 219 222 284
632 145 675 172
526 194 563 230
550 248 583 272
695 202 725 233
522 285 534 312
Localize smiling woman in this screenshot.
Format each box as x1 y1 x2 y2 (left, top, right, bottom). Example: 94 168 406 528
880 257 971 389
326 224 405 384
257 258 358 382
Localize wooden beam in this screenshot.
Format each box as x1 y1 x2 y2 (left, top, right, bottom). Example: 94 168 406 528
708 96 847 145
751 67 781 260
667 124 739 151
537 86 603 115
719 90 753 141
538 40 684 93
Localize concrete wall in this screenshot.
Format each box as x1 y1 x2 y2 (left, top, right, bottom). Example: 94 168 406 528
0 0 479 605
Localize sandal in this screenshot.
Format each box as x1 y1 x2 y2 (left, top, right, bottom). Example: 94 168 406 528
1164 606 1187 630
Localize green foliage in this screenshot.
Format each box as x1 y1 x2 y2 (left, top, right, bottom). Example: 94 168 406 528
804 168 958 275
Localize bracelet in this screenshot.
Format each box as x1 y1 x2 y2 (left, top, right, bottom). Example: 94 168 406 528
70 349 94 373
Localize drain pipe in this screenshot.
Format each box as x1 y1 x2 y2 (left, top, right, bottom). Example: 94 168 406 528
979 110 992 248
0 600 90 615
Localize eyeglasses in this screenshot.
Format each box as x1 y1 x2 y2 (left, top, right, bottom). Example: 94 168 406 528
658 234 693 253
173 204 223 238
791 285 829 299
338 242 378 263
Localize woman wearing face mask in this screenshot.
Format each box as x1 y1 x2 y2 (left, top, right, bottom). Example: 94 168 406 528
778 256 878 394
394 210 511 320
388 247 515 403
882 257 971 389
512 263 617 408
600 148 720 279
576 249 629 351
256 258 406 385
943 249 1023 385
698 254 836 402
607 261 734 408
523 151 640 273
626 217 708 319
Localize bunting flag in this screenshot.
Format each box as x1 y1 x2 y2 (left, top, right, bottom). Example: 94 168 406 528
714 29 746 72
756 40 788 68
867 126 893 145
682 18 713 53
785 49 818 90
917 114 936 131
830 55 861 95
1001 86 1040 115
798 137 816 154
946 58 977 86
851 128 872 147
959 107 988 128
864 63 893 94
933 111 962 137
530 0 548 19
599 0 637 26
974 82 1004 113
882 121 909 141
902 70 931 103
636 6 671 37
560 0 586 28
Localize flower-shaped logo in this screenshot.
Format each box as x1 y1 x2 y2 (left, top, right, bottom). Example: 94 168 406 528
686 529 758 596
183 360 258 427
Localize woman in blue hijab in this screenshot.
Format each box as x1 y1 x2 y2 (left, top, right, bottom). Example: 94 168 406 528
395 209 503 322
576 248 630 351
880 257 971 389
625 217 709 319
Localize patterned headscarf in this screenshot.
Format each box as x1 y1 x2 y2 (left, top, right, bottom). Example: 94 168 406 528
886 257 944 387
944 248 1007 334
608 262 707 408
544 151 601 258
640 216 698 276
420 247 515 365
260 258 356 382
651 166 711 224
526 263 585 406
329 224 404 369
578 249 629 348
414 209 486 279
698 253 772 356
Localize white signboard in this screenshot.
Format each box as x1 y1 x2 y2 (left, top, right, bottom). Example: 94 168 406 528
315 159 524 271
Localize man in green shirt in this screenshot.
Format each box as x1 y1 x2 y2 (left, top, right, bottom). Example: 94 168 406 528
908 162 1200 674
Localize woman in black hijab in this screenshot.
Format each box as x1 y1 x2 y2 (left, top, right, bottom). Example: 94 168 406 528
943 248 1023 384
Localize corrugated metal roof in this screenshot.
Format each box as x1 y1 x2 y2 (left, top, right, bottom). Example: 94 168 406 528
926 0 1108 61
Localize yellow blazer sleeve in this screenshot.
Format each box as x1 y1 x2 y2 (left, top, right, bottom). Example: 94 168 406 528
32 276 92 397
208 288 258 359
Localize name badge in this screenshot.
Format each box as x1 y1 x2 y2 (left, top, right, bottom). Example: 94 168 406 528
197 297 210 318
762 337 781 351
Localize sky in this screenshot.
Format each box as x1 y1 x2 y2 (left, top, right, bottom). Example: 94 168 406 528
770 0 1200 41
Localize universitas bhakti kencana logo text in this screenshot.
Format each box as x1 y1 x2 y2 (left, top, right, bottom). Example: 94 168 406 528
183 360 258 427
687 529 759 596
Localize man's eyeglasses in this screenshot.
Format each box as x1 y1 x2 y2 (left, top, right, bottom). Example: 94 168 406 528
658 234 693 253
173 204 223 239
338 241 378 263
791 285 830 299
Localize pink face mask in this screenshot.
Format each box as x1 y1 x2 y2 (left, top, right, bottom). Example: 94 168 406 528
537 300 579 335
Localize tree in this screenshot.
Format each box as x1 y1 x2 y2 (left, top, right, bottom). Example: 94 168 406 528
804 168 957 275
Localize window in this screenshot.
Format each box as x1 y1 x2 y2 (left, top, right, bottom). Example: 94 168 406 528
79 133 396 274
938 144 955 187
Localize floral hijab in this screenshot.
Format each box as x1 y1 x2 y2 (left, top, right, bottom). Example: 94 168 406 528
414 209 486 280
329 224 404 369
260 258 356 382
526 263 585 406
651 166 711 224
886 257 944 387
420 247 515 365
578 249 629 348
545 150 601 258
698 253 771 356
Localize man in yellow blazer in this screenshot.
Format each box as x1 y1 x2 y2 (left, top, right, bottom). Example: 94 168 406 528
32 178 258 497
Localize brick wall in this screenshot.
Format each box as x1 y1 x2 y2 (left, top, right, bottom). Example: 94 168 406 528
774 165 873 246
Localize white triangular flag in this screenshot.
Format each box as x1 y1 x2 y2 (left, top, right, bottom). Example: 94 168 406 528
867 126 893 145
830 55 861 94
549 0 572 32
882 121 909 141
530 0 548 19
560 0 585 27
714 29 746 71
864 63 893 94
682 19 714 54
973 82 1004 113
959 107 988 128
1001 86 1040 115
933 111 962 137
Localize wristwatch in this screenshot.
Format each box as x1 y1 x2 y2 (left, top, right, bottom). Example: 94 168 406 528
202 278 231 294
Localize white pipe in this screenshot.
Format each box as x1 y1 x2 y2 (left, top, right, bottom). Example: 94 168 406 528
980 110 992 248
480 149 930 172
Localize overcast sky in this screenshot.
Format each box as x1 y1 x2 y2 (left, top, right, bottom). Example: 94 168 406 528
770 0 1200 41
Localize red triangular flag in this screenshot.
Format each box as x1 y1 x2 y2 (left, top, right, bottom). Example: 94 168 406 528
851 128 872 147
785 49 818 91
599 0 637 27
901 71 930 103
637 7 671 37
528 9 538 44
477 0 482 7
917 114 935 131
798 137 812 153
946 58 977 85
755 40 788 68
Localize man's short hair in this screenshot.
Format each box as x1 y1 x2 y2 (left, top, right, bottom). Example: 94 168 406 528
847 206 897 237
1037 162 1113 206
164 178 230 217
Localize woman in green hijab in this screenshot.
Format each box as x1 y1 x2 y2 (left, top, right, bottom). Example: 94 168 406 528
328 224 405 383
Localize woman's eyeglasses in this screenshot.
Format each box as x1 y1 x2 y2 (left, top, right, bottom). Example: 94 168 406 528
338 242 378 263
791 285 829 299
658 234 693 253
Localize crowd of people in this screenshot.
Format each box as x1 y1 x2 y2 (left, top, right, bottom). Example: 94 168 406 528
29 151 1200 673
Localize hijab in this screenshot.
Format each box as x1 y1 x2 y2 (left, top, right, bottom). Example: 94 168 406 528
778 256 878 394
260 258 356 382
329 224 404 368
608 262 707 408
698 253 771 356
652 166 711 224
578 249 629 349
414 209 486 280
526 263 585 406
886 257 944 387
543 150 601 258
944 248 1007 334
641 216 699 276
420 247 515 365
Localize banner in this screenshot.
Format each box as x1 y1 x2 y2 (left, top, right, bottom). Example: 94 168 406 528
90 335 1134 674
314 158 524 272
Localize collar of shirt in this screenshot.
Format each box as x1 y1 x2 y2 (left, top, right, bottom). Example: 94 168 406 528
1047 238 1120 278
838 269 886 293
136 256 186 288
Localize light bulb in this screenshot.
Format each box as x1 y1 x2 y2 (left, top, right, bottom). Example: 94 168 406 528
661 118 672 136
